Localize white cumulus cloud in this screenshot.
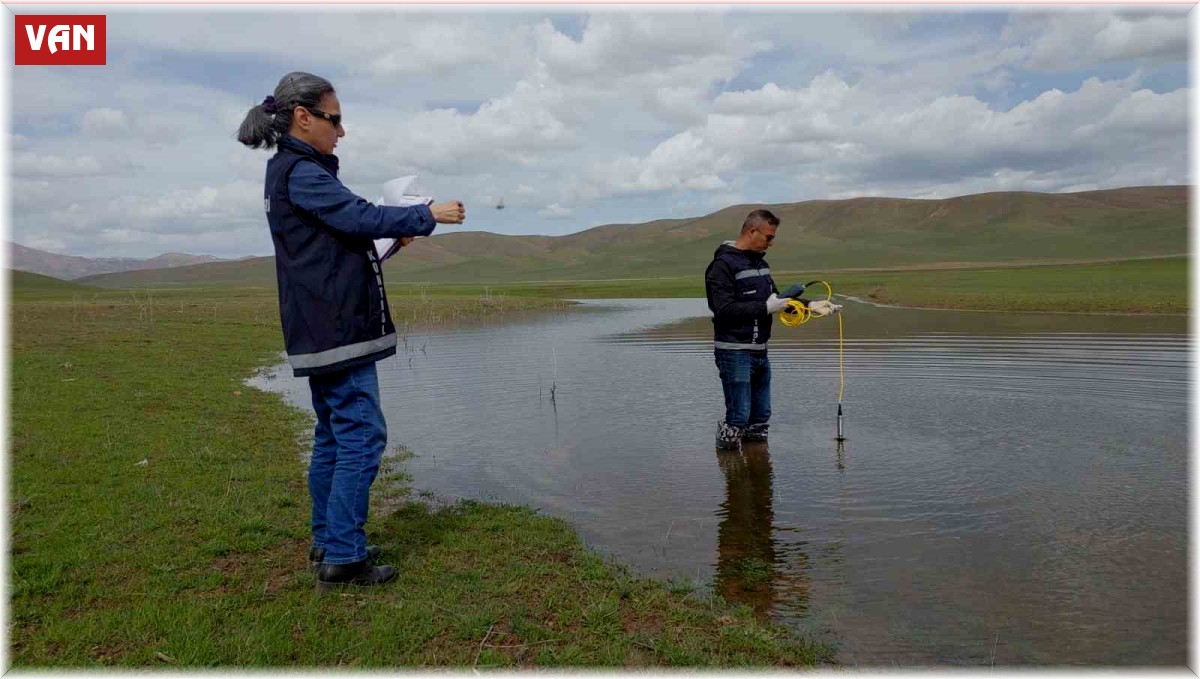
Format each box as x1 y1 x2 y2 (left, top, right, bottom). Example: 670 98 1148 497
12 152 103 178
4 7 1188 257
81 108 128 134
538 203 574 219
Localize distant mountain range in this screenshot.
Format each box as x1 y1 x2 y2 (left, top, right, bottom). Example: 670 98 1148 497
8 241 233 280
23 185 1188 289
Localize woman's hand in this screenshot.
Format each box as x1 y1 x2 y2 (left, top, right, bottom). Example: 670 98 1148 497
430 201 465 224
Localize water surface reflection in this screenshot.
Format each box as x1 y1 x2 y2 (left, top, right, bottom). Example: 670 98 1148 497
250 298 1187 666
714 442 814 621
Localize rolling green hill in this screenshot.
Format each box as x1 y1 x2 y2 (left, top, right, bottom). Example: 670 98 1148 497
11 269 99 294
80 185 1188 289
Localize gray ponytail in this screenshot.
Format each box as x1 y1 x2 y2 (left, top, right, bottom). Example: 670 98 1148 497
237 71 335 150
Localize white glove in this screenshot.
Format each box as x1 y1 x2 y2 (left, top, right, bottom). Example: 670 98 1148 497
807 299 843 317
766 293 793 314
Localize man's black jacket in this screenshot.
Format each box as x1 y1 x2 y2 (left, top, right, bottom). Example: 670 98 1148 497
704 242 779 350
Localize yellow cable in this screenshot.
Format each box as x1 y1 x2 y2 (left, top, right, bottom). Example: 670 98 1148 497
777 299 810 327
777 280 831 326
837 311 844 403
777 280 845 403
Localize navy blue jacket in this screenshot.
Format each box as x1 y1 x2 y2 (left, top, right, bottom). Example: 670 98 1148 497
265 135 435 377
704 242 779 350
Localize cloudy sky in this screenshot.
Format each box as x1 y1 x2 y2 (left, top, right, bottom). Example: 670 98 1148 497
6 4 1191 259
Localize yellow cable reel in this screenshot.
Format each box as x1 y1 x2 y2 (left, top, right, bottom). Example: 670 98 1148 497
778 280 834 327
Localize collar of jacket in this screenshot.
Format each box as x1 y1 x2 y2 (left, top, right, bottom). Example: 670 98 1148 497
278 134 339 175
715 241 764 264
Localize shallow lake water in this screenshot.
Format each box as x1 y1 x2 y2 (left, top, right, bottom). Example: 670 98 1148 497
250 298 1188 666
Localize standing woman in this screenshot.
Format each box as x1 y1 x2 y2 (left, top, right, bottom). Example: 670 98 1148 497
237 72 465 590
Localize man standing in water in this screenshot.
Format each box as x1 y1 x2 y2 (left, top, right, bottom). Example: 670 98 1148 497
704 209 839 451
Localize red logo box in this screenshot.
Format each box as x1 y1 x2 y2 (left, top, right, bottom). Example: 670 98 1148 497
15 15 106 65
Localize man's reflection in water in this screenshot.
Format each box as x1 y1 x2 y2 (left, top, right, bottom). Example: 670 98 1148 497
714 440 808 618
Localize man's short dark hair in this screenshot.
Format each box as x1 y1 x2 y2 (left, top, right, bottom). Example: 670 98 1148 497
741 209 780 234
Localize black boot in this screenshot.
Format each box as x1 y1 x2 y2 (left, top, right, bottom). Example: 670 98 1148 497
309 545 382 573
716 420 743 452
316 559 396 592
743 422 769 442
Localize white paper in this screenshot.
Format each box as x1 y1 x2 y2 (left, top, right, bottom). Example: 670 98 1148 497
373 175 433 262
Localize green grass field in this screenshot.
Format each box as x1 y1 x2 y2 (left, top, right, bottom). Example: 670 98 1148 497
819 257 1188 313
9 287 832 668
385 257 1188 314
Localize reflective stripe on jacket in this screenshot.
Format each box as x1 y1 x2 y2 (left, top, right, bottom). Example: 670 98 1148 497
264 135 434 376
704 242 778 350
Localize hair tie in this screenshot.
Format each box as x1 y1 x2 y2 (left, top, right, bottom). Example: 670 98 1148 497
262 95 278 114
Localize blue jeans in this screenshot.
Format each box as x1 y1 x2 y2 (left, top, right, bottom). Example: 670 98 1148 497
308 362 387 565
714 349 771 429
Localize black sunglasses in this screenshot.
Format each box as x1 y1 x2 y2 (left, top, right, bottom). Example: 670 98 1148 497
298 105 342 127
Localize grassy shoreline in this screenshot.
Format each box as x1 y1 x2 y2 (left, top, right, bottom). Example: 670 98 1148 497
385 257 1188 315
9 288 832 667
